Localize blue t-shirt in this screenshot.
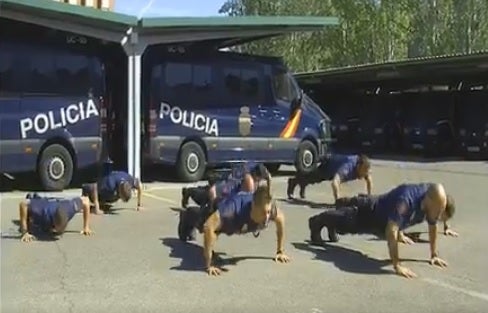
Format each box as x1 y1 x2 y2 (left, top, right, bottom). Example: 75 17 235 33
322 154 360 182
97 171 136 202
374 183 436 230
217 192 254 235
28 198 81 231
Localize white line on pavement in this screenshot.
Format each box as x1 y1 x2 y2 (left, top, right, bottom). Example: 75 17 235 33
422 278 488 302
143 192 178 205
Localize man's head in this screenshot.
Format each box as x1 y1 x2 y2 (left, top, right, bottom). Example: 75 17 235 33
52 207 69 235
252 185 273 220
250 164 269 182
356 154 371 178
118 181 133 202
424 183 454 222
442 194 456 222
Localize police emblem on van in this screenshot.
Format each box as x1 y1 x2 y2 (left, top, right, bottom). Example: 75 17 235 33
239 106 251 136
19 99 99 139
159 102 219 136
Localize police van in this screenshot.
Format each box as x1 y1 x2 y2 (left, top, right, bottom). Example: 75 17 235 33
0 20 107 191
143 46 332 182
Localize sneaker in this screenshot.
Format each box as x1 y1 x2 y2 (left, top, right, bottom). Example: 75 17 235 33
287 178 296 199
181 188 190 208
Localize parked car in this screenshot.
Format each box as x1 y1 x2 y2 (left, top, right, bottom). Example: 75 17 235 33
325 95 361 151
402 92 456 156
456 90 488 159
357 94 403 153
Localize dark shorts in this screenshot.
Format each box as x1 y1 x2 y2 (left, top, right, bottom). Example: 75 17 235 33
82 183 118 204
333 195 385 235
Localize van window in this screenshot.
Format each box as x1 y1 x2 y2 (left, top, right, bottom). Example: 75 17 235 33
163 62 215 108
28 50 57 94
0 45 23 94
223 66 264 106
273 70 297 102
56 53 91 95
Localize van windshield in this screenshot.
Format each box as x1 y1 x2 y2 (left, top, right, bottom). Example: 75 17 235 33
273 69 298 102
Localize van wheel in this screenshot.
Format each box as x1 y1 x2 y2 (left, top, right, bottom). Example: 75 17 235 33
295 140 318 175
177 141 206 182
264 163 280 175
38 144 74 191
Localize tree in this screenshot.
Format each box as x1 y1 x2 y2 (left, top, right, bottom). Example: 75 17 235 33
218 0 488 72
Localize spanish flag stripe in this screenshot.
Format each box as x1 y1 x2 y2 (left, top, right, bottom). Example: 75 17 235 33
280 109 302 138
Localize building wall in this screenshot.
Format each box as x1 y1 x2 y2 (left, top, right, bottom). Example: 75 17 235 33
51 0 114 11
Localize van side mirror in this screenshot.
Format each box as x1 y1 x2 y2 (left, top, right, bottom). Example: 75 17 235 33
290 91 303 118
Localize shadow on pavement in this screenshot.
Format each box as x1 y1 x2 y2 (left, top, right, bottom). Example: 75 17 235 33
292 241 429 276
292 241 391 275
160 237 274 273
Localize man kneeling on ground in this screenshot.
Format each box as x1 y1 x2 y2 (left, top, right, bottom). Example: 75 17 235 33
308 183 458 278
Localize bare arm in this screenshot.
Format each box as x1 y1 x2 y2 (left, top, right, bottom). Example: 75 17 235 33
203 212 221 275
91 184 101 215
365 175 373 195
265 171 272 198
274 208 285 254
331 175 341 201
80 197 93 235
386 220 417 278
19 201 33 242
135 179 143 210
385 221 400 268
428 223 438 259
271 205 290 263
425 201 449 267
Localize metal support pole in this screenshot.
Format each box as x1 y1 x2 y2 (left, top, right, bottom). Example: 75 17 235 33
133 54 142 179
122 28 146 180
127 54 135 177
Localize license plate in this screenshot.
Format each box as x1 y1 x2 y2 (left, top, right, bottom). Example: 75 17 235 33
362 141 371 146
412 144 423 149
467 146 480 152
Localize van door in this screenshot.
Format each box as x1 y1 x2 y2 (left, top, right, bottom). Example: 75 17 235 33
215 62 271 162
265 68 302 161
0 43 27 173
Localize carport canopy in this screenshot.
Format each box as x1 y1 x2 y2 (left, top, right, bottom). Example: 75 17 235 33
0 0 138 42
0 0 339 179
295 51 488 91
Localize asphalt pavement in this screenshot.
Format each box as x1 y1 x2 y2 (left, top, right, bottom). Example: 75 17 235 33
1 160 488 313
